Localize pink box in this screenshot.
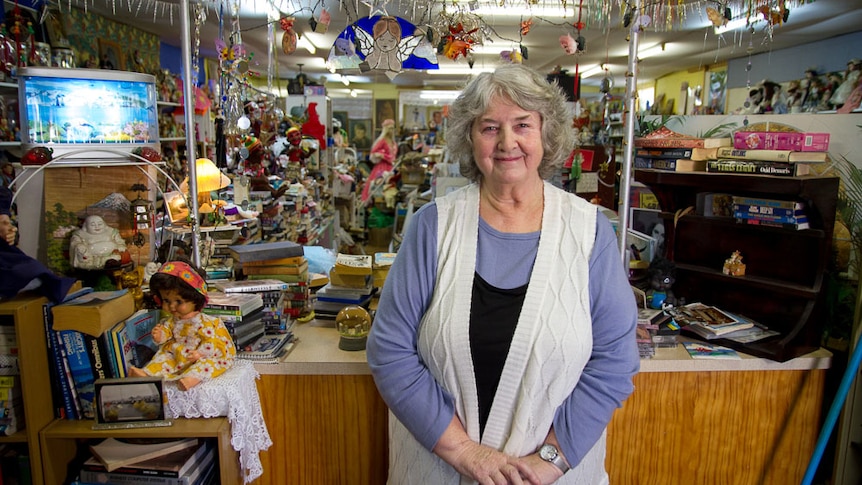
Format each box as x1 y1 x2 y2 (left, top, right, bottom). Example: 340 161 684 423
733 131 830 152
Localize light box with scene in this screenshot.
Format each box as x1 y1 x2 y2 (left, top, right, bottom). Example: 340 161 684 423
17 67 159 161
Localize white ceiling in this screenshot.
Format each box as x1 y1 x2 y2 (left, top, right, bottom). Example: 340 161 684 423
72 0 862 91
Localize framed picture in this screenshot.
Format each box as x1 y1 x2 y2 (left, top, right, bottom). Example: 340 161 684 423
426 107 443 131
163 191 189 224
92 377 171 430
626 228 656 266
349 119 372 150
630 208 665 261
333 111 349 132
374 99 397 131
98 38 124 70
401 104 426 130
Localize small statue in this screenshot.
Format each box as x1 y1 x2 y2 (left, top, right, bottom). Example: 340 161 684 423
646 257 680 310
723 250 746 276
69 215 128 270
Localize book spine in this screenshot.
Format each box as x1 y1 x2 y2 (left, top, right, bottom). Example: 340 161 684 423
706 160 799 177
736 218 810 230
715 148 791 162
55 329 82 419
58 330 97 419
222 283 289 292
634 148 693 159
634 157 680 170
730 196 803 209
100 332 120 379
42 303 76 420
732 204 805 218
733 211 807 224
201 307 243 317
242 264 308 275
81 463 183 478
83 333 114 380
79 469 188 485
634 138 706 148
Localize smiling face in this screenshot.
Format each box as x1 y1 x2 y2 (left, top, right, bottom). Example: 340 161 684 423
470 96 544 186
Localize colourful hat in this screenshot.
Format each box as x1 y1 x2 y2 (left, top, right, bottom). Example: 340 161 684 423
0 186 11 217
382 119 395 128
157 261 208 301
242 135 263 154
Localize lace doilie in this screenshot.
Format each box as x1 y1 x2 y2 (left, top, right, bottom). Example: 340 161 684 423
164 359 272 483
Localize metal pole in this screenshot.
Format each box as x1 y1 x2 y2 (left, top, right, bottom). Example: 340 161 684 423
180 0 201 268
617 0 641 266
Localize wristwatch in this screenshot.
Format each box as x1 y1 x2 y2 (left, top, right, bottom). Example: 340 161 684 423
538 443 570 474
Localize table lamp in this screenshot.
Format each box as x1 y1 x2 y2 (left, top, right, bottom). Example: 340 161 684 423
181 158 231 222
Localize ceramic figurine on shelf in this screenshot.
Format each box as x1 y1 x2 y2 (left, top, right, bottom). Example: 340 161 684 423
129 260 236 391
646 257 680 310
722 250 746 276
69 214 128 270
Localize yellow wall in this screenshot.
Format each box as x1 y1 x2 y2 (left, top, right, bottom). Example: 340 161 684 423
653 68 708 115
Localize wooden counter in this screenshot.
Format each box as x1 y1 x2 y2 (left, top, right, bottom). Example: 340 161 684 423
251 322 830 485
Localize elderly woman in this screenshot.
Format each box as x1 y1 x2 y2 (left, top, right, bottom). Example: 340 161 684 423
367 64 639 484
69 215 127 270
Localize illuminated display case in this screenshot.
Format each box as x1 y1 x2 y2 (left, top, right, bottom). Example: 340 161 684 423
17 67 159 159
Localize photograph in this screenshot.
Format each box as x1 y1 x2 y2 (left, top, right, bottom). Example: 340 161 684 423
374 99 397 131
93 377 170 429
98 38 124 70
630 208 665 261
350 119 372 150
163 191 189 224
626 228 656 266
401 104 426 131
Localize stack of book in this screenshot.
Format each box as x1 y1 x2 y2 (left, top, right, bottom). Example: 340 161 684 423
704 146 827 177
633 127 731 173
317 254 376 319
47 288 137 420
80 437 215 485
215 279 301 333
237 332 297 364
372 252 396 289
204 292 266 350
228 241 312 321
670 302 779 344
635 308 673 359
731 195 810 230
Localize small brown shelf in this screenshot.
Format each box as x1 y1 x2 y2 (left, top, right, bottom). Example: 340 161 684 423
635 170 839 361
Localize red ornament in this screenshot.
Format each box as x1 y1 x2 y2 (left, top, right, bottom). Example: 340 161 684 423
21 146 53 165
132 147 162 163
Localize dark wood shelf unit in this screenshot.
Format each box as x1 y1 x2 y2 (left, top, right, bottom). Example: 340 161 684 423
634 170 839 362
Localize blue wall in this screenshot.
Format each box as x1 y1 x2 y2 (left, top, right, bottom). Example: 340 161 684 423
728 30 862 88
160 42 206 85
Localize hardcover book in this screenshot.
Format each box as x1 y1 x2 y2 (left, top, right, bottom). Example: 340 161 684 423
204 292 264 316
51 290 136 337
90 437 199 472
714 147 828 163
82 439 210 478
635 127 730 149
706 159 810 177
241 260 309 275
634 147 694 159
634 157 706 172
334 254 373 276
241 255 306 267
215 279 289 293
730 196 805 210
228 240 304 263
732 131 830 152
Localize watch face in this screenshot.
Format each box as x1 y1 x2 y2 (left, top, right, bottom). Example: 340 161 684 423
539 444 558 461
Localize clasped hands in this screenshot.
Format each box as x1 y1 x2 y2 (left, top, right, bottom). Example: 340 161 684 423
437 439 564 485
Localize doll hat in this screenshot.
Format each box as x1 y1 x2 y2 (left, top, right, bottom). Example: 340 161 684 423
0 186 11 217
242 135 263 153
157 261 208 301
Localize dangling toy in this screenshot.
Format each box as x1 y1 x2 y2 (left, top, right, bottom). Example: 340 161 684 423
284 127 316 164
560 34 577 55
280 17 298 55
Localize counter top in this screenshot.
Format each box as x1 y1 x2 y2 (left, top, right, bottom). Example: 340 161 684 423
254 321 831 376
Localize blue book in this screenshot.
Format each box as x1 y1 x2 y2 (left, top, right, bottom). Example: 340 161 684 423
58 329 97 419
122 309 161 368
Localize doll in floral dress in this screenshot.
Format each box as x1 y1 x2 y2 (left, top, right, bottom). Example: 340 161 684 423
129 260 236 390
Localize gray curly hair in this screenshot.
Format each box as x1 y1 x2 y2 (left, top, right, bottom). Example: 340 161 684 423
446 64 575 182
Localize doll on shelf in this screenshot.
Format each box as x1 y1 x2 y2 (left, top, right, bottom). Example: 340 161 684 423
284 126 316 165
722 250 746 276
129 260 236 391
646 257 680 310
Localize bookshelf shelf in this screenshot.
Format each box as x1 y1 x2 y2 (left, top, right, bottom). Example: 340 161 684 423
0 294 56 485
634 170 839 362
40 416 240 484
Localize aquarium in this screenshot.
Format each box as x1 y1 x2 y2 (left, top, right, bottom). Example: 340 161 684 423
18 67 158 146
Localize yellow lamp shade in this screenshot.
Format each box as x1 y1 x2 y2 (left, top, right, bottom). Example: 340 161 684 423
180 158 231 194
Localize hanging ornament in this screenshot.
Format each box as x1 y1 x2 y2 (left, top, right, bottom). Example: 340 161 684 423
281 17 298 55
317 10 331 33
706 7 727 27
309 17 318 32
520 44 529 60
334 16 437 76
129 183 154 247
560 34 577 55
520 18 533 36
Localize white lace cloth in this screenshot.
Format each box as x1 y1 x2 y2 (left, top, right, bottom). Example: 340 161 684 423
164 359 272 483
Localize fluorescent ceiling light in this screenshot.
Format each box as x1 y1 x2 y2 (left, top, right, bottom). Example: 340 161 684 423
297 35 316 54
429 66 496 75
471 44 522 55
581 65 605 78
638 43 668 59
715 17 750 34
419 90 461 100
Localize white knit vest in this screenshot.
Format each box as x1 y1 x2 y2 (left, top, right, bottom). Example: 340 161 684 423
387 183 609 485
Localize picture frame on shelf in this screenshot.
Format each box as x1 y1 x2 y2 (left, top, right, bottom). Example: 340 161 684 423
630 207 665 261
350 119 372 150
163 191 189 224
97 38 124 70
92 377 171 430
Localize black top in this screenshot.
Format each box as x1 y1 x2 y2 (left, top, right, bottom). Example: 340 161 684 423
469 272 527 436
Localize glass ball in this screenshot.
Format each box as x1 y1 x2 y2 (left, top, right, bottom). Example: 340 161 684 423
336 305 372 351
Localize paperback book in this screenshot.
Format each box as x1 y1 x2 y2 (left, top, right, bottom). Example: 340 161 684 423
683 342 741 359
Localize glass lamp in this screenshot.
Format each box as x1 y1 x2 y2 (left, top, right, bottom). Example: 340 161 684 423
181 158 231 219
336 305 372 351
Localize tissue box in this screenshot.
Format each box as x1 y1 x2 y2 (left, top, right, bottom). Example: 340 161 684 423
733 131 830 152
